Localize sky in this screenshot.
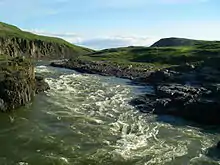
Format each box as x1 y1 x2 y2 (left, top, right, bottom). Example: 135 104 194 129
0 0 220 49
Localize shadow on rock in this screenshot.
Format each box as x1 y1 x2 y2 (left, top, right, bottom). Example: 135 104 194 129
205 144 220 161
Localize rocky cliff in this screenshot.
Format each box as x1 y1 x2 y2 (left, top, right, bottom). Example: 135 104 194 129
0 22 93 59
0 56 49 112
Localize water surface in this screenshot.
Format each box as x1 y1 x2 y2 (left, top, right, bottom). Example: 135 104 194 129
0 65 220 165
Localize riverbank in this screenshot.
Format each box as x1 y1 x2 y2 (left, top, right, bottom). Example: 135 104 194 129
51 58 156 80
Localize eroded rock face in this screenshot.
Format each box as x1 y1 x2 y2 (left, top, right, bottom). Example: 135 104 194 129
0 70 35 111
0 57 49 112
131 84 220 125
0 37 81 59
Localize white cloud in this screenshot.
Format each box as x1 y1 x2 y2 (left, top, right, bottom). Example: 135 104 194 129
78 36 158 50
27 29 158 50
29 30 82 43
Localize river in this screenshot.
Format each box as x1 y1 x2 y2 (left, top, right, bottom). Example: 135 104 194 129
0 65 219 165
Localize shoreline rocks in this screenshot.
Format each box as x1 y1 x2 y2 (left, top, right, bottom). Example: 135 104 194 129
130 84 220 125
131 63 220 125
50 58 152 80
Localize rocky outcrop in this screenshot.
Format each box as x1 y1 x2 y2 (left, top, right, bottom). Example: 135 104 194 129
144 63 220 85
0 57 49 112
127 61 220 125
131 84 220 125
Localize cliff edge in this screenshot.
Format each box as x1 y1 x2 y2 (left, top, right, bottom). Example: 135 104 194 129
0 22 93 59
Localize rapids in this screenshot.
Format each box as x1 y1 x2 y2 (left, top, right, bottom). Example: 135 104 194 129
0 65 219 165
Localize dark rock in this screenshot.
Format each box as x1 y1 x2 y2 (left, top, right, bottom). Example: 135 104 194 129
0 62 35 112
217 141 220 149
131 84 220 125
144 69 187 84
35 75 44 81
35 75 50 94
146 70 171 83
196 67 220 83
0 57 49 112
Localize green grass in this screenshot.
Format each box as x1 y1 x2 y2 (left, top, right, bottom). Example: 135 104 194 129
75 38 220 71
150 37 220 47
0 22 94 55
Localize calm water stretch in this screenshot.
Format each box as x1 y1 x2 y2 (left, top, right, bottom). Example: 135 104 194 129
0 65 220 165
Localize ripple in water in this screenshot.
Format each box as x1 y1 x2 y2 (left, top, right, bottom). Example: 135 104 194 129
0 65 219 165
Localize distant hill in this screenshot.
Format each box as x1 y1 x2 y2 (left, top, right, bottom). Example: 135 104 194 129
0 22 93 59
151 37 206 47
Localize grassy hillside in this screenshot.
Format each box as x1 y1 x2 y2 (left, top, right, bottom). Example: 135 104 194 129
76 38 220 70
150 37 216 47
0 22 93 55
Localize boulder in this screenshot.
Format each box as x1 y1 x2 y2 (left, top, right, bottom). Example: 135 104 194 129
35 75 50 94
145 69 184 84
217 141 220 149
146 70 171 83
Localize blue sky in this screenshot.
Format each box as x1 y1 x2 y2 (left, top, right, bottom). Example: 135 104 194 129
0 0 219 49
